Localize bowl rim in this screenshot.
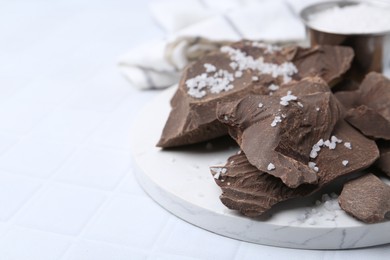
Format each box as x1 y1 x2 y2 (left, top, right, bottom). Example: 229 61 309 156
299 0 390 36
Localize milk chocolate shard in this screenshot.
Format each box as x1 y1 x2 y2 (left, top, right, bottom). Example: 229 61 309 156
211 121 379 217
339 173 390 224
157 41 354 148
335 72 390 140
376 141 390 177
216 77 342 188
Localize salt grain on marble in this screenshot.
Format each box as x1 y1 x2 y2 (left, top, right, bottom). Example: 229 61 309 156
342 160 349 166
258 102 264 108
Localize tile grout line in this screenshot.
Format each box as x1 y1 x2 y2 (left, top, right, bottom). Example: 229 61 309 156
0 88 129 238
57 168 132 259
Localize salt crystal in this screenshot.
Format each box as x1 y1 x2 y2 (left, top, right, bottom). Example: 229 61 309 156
252 76 259 81
211 167 227 180
230 62 238 70
280 91 297 106
297 102 304 107
308 162 319 172
316 107 320 111
268 84 279 91
258 102 264 108
204 63 216 73
271 116 282 127
307 218 316 225
251 42 282 53
220 46 298 84
297 213 307 221
267 163 275 171
331 135 342 143
322 194 331 202
235 70 243 78
344 142 352 149
342 160 349 166
308 3 390 34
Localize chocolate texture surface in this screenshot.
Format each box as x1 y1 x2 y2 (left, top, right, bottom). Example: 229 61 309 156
335 72 390 140
157 42 353 148
211 120 379 217
339 173 390 223
216 77 342 187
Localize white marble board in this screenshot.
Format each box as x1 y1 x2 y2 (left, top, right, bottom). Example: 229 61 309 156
131 85 390 250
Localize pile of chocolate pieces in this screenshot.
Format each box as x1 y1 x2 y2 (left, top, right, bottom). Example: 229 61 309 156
157 40 390 224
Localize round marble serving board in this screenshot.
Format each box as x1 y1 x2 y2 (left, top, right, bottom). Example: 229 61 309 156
131 85 390 250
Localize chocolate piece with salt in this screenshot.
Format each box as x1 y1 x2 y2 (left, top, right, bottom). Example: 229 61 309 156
335 72 390 140
211 121 379 217
339 173 390 223
216 77 342 188
157 41 354 148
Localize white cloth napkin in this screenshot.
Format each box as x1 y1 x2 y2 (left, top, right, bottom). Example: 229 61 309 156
119 0 322 90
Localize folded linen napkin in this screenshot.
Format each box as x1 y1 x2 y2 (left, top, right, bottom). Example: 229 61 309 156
119 0 322 89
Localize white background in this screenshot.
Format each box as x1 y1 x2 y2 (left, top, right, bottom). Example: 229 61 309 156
0 0 389 259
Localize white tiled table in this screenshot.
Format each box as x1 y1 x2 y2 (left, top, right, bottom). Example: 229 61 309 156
0 1 389 259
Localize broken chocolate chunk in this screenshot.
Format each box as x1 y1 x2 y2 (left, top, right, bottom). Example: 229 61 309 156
339 173 390 224
157 41 354 148
211 121 379 217
211 152 311 217
345 105 390 139
335 72 390 140
216 77 342 188
376 141 390 177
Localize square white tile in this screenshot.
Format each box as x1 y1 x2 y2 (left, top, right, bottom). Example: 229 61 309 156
157 218 240 260
0 133 20 156
0 227 71 260
83 194 169 248
53 145 130 190
0 137 77 177
29 108 106 144
62 239 147 260
0 170 42 221
16 183 106 235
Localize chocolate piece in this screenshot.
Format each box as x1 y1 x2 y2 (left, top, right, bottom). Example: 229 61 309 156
335 72 390 140
345 105 390 139
157 41 354 148
288 45 354 87
216 77 342 188
211 121 379 217
339 173 390 223
376 141 390 177
211 152 311 217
